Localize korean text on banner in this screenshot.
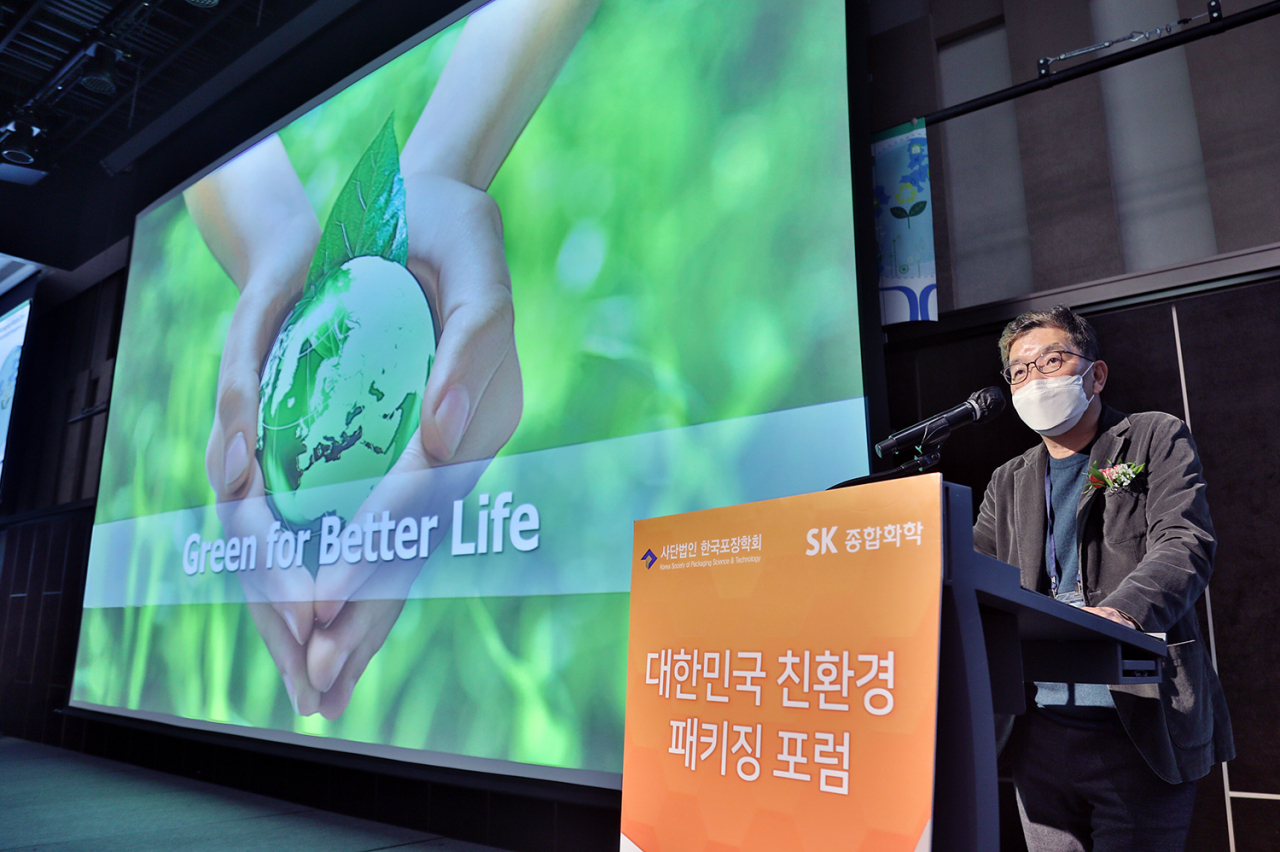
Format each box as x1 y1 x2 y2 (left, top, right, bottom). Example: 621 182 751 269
621 475 945 851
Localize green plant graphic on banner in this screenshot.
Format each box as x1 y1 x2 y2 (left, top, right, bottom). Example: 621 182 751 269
258 117 434 531
873 123 936 322
889 198 928 228
304 115 410 289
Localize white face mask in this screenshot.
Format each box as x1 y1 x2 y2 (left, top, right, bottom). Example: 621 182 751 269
1012 362 1096 437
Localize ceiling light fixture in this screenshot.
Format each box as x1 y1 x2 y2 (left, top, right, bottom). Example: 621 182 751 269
183 0 219 8
80 44 123 95
1 119 42 166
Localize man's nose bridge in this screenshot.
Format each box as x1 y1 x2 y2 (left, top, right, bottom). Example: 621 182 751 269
1021 362 1051 384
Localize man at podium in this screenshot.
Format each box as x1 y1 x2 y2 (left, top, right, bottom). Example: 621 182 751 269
972 305 1233 852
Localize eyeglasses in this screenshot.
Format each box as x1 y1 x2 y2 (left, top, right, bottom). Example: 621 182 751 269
1001 350 1091 385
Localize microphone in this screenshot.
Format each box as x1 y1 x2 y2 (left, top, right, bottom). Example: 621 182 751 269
875 386 1005 458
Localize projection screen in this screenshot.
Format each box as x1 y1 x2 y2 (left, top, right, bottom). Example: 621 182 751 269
70 0 869 788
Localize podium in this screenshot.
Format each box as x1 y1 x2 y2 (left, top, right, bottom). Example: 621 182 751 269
620 475 1166 852
933 480 1165 852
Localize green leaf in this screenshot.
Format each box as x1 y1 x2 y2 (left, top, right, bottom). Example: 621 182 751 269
889 206 908 219
305 115 409 291
908 200 928 217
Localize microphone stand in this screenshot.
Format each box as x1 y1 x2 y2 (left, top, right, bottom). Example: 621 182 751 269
827 444 943 491
832 385 1004 490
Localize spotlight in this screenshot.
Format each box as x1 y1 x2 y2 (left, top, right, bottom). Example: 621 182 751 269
1 119 41 166
183 0 219 7
80 44 122 95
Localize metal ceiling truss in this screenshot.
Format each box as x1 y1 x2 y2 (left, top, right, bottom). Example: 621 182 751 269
0 0 304 173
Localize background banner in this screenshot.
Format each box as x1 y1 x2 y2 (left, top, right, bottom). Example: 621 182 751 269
873 122 936 324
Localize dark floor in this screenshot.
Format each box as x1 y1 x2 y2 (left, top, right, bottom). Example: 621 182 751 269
0 736 505 852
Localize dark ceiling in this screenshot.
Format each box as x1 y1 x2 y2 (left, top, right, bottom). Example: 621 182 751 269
1 0 320 171
0 0 470 271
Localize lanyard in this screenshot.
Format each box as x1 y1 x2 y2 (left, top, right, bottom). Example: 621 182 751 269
1044 470 1060 597
1045 467 1088 605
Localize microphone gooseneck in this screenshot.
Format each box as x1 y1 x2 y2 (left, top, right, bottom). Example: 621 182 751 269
875 386 1006 459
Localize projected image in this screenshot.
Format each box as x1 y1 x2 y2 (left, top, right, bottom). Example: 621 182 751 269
73 0 865 783
0 299 31 486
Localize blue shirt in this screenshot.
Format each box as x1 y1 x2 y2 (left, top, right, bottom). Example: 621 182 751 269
1035 451 1116 719
1046 453 1089 598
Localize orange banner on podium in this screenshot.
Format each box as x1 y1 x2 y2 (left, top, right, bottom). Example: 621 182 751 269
621 475 944 852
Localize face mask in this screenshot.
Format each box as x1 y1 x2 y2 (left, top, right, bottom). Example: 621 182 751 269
1012 362 1095 437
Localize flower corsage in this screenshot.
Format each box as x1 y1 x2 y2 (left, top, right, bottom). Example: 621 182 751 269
1084 458 1145 494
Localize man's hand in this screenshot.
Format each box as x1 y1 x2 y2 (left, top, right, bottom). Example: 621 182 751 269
1083 606 1139 629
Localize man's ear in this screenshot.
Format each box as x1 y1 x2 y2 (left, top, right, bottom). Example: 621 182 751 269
1091 360 1108 395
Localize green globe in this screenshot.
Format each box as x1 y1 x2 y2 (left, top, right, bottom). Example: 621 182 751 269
257 255 435 528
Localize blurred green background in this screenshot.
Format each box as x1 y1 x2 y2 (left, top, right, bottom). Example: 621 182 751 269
76 0 860 775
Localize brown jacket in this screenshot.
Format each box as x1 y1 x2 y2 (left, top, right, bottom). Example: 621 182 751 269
973 404 1234 783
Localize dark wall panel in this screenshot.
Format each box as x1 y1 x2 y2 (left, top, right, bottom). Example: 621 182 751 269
0 508 95 747
1187 763 1232 851
1228 797 1280 852
869 17 939 131
1086 303 1184 420
931 0 1004 44
925 124 956 314
1175 282 1280 797
1 274 123 516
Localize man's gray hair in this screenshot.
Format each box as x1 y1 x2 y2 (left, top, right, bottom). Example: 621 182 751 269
998 304 1101 368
